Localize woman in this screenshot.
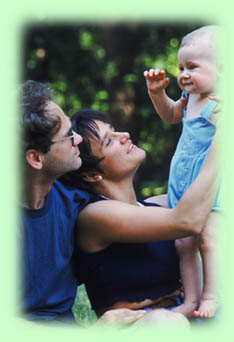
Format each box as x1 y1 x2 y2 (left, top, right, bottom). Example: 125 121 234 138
60 109 218 322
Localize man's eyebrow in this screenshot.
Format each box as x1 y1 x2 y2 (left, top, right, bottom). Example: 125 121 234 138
64 122 73 137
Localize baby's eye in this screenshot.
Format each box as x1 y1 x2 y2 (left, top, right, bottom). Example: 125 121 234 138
179 66 184 71
188 64 196 70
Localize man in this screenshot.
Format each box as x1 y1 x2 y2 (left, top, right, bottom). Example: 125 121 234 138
21 80 145 325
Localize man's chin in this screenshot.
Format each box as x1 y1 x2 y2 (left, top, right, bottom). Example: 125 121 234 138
75 157 82 170
66 158 82 174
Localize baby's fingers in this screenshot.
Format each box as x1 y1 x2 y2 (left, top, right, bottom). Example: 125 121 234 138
144 69 166 80
209 95 223 114
208 95 222 103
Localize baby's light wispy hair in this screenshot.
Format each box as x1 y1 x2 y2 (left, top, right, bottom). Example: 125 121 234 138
180 25 223 66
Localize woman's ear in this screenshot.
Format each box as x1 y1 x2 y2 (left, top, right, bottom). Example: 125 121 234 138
25 149 44 170
82 173 103 183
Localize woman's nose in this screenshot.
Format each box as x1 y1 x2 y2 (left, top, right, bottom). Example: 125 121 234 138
113 131 130 143
119 132 130 144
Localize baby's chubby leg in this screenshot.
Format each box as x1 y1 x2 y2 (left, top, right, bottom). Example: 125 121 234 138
173 236 202 317
193 211 219 318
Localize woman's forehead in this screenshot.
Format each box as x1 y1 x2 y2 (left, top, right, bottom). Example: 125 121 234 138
94 120 113 139
90 120 113 154
95 120 112 131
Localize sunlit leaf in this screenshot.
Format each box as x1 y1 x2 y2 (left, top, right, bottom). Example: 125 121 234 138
123 74 137 83
80 31 93 49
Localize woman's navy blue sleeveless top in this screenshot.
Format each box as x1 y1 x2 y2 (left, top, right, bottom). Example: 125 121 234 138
76 197 180 311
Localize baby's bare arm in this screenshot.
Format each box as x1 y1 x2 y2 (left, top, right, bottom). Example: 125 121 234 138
144 69 185 124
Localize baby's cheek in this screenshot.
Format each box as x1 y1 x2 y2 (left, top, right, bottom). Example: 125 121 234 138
177 76 183 89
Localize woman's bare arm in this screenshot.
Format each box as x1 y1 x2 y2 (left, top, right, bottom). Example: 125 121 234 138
77 135 218 252
145 194 168 207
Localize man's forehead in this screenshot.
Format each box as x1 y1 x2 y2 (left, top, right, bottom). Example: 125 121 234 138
45 101 70 124
45 101 72 136
45 101 63 115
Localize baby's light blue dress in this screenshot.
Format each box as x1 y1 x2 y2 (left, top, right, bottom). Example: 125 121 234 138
167 92 220 210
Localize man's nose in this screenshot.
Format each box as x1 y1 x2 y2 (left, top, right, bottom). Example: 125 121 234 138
73 131 83 146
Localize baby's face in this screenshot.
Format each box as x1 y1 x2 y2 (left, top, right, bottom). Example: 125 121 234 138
177 39 217 96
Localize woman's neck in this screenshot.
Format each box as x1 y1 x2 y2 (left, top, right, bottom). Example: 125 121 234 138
95 178 137 205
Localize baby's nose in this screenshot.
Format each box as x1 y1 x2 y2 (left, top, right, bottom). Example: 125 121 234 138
182 70 190 78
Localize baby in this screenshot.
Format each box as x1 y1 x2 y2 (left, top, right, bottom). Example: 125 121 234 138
144 26 222 318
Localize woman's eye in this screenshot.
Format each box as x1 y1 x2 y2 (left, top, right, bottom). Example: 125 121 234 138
106 138 111 146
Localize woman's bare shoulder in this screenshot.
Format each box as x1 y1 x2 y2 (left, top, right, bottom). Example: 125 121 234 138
77 199 135 232
77 200 142 251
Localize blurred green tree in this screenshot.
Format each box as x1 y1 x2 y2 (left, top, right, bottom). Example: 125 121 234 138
22 21 205 197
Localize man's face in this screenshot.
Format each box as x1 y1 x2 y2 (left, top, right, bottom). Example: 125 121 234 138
42 102 83 178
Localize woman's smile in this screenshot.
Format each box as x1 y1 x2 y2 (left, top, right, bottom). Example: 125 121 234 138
127 142 136 154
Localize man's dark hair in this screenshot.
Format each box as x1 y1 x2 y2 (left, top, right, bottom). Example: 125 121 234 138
59 109 111 193
20 80 61 153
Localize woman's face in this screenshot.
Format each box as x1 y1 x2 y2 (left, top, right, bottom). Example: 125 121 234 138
89 120 146 181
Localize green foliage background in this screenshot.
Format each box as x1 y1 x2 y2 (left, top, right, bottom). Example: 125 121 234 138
22 21 211 325
22 21 205 197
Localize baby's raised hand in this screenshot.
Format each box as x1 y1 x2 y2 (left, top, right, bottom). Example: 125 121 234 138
144 69 170 94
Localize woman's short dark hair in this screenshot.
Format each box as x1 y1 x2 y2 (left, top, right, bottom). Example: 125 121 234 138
20 80 61 153
59 109 111 193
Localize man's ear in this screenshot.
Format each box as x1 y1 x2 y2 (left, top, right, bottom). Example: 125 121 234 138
82 173 103 183
25 149 44 170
